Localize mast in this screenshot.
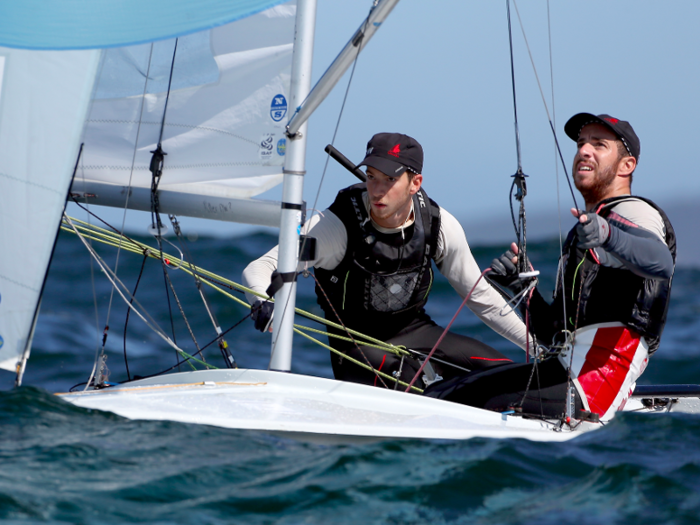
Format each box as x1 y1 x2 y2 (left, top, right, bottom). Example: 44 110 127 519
269 0 317 371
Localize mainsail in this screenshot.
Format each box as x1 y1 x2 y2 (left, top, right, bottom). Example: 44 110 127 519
77 4 296 204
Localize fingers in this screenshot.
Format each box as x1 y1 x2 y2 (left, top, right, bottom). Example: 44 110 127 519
571 208 588 222
501 250 517 273
510 242 519 254
490 257 506 275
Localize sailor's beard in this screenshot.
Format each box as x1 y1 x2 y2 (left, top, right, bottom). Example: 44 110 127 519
576 159 620 206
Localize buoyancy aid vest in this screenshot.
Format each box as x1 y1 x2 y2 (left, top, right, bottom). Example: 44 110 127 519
558 196 676 353
314 183 441 342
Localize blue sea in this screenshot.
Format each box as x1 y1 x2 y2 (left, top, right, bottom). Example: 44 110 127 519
2 228 700 524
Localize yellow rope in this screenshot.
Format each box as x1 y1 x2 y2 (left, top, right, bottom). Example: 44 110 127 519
293 328 423 393
61 216 413 368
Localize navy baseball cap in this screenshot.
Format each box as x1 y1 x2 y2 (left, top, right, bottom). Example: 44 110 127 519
565 113 640 161
357 133 423 176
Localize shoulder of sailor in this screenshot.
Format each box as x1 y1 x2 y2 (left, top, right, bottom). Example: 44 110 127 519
434 206 465 263
605 197 667 244
303 208 349 270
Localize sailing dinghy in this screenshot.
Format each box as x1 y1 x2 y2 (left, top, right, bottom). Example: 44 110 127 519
1 0 698 443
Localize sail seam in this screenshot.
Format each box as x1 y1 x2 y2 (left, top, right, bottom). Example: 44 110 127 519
0 171 63 196
79 162 264 170
86 120 259 144
0 273 41 292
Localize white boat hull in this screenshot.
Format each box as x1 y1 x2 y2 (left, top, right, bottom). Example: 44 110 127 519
58 369 588 442
58 369 700 443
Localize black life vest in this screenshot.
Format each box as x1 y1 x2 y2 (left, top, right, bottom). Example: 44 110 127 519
314 183 441 341
558 196 676 353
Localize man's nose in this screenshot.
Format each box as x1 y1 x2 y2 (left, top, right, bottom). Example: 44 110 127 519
369 181 386 196
578 142 593 157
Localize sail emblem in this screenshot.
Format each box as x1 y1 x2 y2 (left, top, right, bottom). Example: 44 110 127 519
270 94 288 122
259 133 275 163
388 144 400 157
277 138 287 156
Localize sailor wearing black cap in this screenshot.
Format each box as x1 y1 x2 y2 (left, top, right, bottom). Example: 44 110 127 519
243 132 536 388
427 114 676 422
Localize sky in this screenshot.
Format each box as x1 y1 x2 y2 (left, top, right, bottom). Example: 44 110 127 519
72 0 700 261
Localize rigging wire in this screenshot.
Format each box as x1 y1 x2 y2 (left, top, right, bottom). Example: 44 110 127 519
63 215 194 376
82 43 157 387
62 215 433 390
510 1 584 423
168 215 237 368
545 0 569 347
144 38 199 369
510 0 579 213
123 253 148 381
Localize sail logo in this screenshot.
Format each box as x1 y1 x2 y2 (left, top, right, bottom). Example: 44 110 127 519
260 133 285 166
270 94 287 122
260 133 274 158
0 334 3 350
277 138 286 156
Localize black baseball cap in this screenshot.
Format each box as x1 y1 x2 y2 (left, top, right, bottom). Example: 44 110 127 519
565 113 640 161
357 133 423 176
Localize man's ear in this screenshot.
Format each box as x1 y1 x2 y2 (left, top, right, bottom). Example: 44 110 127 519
617 156 636 178
409 173 423 194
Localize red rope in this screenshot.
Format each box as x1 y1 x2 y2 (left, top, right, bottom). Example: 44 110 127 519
405 268 492 392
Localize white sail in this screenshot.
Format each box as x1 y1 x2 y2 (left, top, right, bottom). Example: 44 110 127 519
0 48 101 372
74 2 297 209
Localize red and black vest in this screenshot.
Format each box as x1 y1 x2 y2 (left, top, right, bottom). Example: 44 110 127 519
314 184 441 341
559 196 676 353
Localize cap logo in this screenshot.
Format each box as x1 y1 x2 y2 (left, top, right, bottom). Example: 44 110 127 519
388 144 401 158
604 117 619 124
366 147 373 155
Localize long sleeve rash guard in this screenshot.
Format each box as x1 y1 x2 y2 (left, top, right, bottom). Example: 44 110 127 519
242 192 535 352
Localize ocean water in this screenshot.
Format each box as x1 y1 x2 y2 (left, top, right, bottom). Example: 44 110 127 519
2 228 700 524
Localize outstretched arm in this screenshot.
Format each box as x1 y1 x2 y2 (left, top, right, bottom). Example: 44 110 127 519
572 208 673 280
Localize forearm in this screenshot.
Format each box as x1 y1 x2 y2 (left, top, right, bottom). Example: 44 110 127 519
241 211 348 305
465 283 537 351
242 246 279 305
603 223 674 279
436 210 533 350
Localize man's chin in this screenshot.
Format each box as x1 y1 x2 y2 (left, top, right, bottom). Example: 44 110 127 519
371 206 388 217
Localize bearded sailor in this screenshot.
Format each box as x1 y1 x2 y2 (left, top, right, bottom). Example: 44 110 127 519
243 132 535 387
427 114 676 422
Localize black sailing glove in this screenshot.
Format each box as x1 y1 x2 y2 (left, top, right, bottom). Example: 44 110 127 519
576 212 611 249
251 300 274 332
488 248 529 294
